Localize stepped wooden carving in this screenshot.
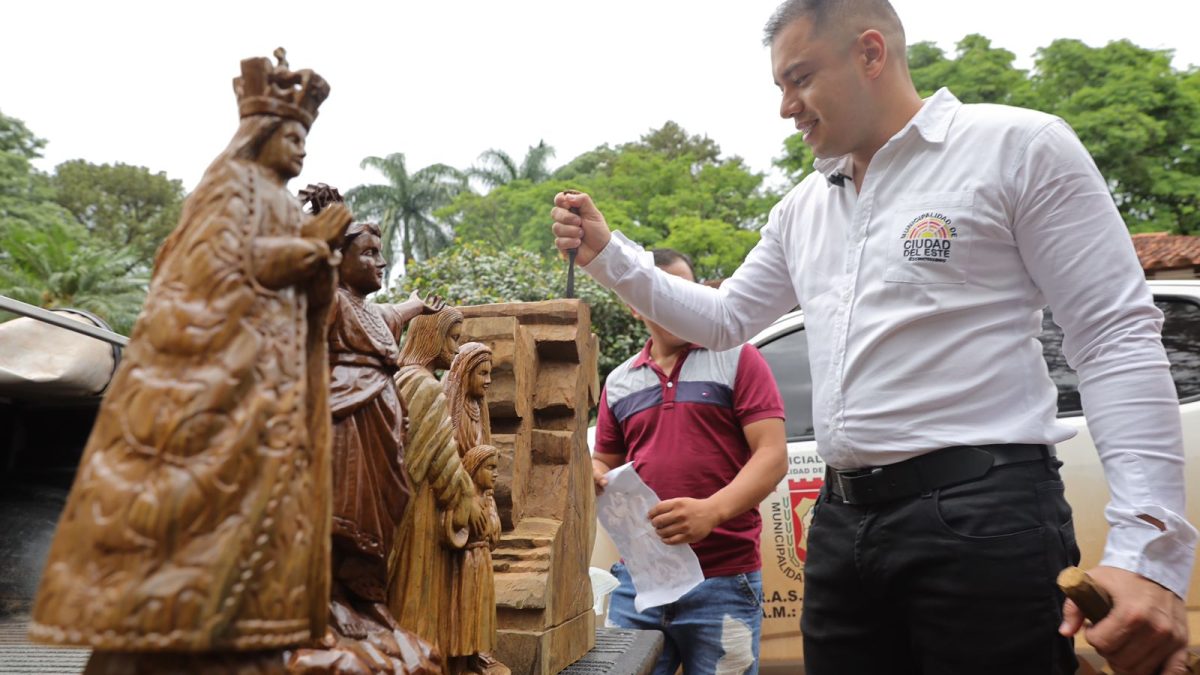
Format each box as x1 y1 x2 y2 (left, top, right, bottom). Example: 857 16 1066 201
458 300 599 675
27 49 351 672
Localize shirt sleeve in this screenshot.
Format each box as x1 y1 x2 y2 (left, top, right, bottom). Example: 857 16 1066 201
1010 119 1197 598
593 387 627 458
733 344 786 427
583 206 800 352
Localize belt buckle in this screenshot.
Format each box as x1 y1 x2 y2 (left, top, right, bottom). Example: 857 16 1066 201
835 467 883 505
834 471 850 503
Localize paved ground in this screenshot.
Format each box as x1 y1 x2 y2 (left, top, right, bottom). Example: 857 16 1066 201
0 615 661 675
0 616 88 674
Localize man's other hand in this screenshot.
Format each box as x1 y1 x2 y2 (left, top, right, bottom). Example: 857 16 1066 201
551 191 612 267
592 458 611 495
1059 565 1190 675
649 497 722 545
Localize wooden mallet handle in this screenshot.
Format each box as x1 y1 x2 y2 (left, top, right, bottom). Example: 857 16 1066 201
1058 566 1200 674
1057 566 1112 623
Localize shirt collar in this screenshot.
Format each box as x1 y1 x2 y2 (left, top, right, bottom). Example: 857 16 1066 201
631 339 700 370
813 87 962 181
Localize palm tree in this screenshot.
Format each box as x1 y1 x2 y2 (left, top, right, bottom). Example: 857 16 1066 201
469 140 556 190
0 217 147 334
347 153 467 276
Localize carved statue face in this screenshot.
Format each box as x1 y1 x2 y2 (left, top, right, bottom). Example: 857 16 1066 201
468 358 492 399
258 120 308 180
436 321 463 370
477 456 498 490
339 231 387 295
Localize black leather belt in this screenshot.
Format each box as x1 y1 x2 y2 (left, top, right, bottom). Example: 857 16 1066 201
826 444 1053 506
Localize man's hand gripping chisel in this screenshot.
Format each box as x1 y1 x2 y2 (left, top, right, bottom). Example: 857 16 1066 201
562 189 582 299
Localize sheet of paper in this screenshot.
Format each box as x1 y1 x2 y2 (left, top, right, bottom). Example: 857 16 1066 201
596 463 704 612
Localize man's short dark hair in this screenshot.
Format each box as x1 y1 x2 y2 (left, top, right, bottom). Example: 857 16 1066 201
652 248 696 279
762 0 903 47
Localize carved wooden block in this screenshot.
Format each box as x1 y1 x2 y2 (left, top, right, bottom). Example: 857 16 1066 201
460 300 598 675
463 316 533 422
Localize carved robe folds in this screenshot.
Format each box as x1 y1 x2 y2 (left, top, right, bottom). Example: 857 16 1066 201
329 288 412 600
389 366 473 653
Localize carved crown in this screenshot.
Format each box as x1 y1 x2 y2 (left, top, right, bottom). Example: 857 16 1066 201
233 48 330 130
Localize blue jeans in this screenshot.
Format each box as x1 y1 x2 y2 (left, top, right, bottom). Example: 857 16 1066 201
607 562 762 675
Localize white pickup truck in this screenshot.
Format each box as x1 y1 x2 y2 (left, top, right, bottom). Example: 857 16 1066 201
591 279 1200 674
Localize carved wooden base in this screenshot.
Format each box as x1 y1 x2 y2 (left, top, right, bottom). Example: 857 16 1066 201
287 595 441 674
493 610 594 675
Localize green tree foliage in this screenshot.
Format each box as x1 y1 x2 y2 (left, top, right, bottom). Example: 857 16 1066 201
1028 40 1200 233
908 35 1031 104
440 122 773 280
0 109 63 234
773 131 816 185
0 111 155 333
635 121 721 163
49 160 184 271
393 240 645 381
660 216 760 279
0 217 146 333
469 140 556 190
348 153 468 270
0 110 45 160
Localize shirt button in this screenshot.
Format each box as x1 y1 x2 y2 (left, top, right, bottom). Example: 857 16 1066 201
667 382 674 388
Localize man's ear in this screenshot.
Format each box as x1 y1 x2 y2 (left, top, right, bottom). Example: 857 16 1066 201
858 29 887 79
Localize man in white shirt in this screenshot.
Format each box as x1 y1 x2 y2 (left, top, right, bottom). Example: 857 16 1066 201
550 1 1195 673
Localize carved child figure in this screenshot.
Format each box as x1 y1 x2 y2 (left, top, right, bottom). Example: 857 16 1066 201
448 445 505 675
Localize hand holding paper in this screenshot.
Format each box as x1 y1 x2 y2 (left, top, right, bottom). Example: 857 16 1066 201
595 464 704 612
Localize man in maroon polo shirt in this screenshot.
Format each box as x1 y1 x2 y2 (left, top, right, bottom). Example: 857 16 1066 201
593 248 788 675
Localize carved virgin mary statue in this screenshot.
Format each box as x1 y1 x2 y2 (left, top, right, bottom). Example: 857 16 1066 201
442 343 508 675
30 50 350 661
444 341 492 459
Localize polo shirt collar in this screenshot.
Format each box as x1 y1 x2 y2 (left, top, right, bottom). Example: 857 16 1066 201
631 339 700 370
813 87 962 181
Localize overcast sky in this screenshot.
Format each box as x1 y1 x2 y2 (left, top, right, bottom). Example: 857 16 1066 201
5 0 1199 194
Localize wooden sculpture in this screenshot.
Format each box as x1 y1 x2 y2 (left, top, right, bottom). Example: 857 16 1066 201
458 301 599 675
28 49 349 672
443 344 508 675
389 310 477 660
287 184 440 675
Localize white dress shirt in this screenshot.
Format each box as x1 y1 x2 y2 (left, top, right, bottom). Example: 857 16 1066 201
582 88 1197 598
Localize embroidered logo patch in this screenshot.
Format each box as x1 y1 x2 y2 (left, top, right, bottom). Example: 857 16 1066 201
900 212 957 263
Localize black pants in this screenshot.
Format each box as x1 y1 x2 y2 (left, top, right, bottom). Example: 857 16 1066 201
801 457 1081 675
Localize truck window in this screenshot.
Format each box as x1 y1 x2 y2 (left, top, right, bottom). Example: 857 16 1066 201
1042 297 1200 417
1158 297 1200 403
757 328 816 441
